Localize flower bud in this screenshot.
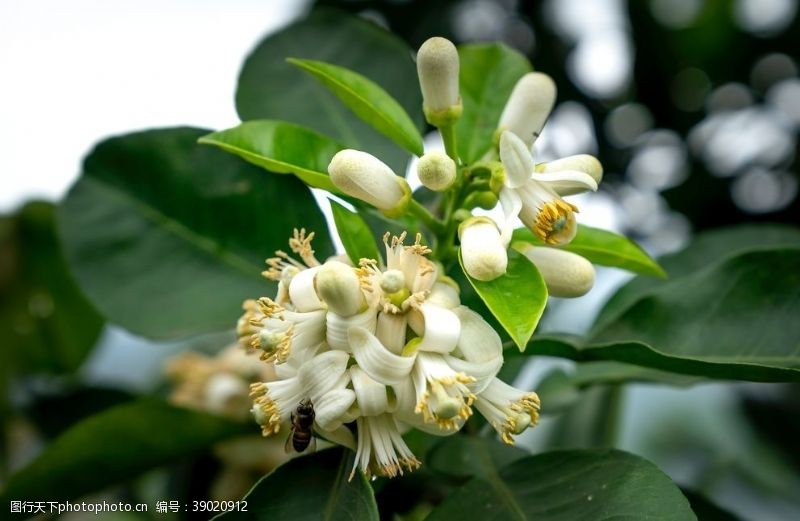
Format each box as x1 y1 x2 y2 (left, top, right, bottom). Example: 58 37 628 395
518 244 595 297
458 217 508 281
498 73 556 147
535 155 603 196
314 261 366 317
463 190 498 210
328 150 411 215
417 152 456 191
417 37 462 126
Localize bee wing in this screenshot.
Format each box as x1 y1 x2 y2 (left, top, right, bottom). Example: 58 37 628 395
284 428 296 454
307 435 317 453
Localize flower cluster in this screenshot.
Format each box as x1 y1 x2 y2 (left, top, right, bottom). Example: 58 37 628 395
238 230 540 478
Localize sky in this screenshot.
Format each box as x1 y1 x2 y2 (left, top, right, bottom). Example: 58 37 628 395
0 0 306 212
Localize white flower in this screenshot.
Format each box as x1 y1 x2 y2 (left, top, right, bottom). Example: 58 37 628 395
416 37 461 122
474 377 540 445
458 216 508 281
498 130 598 245
237 298 326 364
417 151 456 191
250 350 350 436
518 244 595 298
328 150 411 215
497 72 556 147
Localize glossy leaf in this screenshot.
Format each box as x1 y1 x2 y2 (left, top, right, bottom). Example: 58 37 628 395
455 43 531 164
460 247 547 351
330 200 382 265
594 224 800 331
216 448 378 521
513 224 665 278
1 399 250 502
427 436 528 480
199 120 343 192
236 8 424 174
0 201 103 374
288 58 424 156
59 127 332 339
427 449 695 521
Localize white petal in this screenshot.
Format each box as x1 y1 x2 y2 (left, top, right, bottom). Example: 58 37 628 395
499 130 534 188
415 303 461 354
299 350 350 401
318 424 356 451
326 307 377 352
498 187 522 247
427 281 460 309
375 312 408 354
520 245 595 297
449 306 503 391
530 170 598 197
349 326 415 384
536 154 602 191
350 366 390 416
314 388 356 431
288 266 324 312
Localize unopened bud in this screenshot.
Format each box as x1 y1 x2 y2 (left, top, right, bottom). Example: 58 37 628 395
328 150 411 215
497 72 556 148
314 262 366 317
463 190 498 210
417 37 462 126
417 152 456 191
535 155 603 195
459 217 508 281
518 244 595 298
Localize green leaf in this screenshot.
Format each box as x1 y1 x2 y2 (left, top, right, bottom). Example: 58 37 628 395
513 224 665 278
236 8 424 174
459 248 547 351
591 248 800 381
198 120 343 192
427 436 528 480
427 449 695 521
455 43 531 164
215 448 378 521
594 224 800 331
330 200 382 265
0 201 103 374
288 58 424 157
2 399 249 502
59 127 332 339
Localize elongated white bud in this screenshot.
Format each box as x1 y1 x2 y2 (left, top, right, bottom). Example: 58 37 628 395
519 244 595 297
328 150 411 215
498 72 557 147
314 262 365 317
459 217 508 281
417 152 456 191
417 37 462 126
535 155 603 196
499 130 534 189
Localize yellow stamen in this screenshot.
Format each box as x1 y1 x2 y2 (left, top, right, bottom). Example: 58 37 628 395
533 200 578 244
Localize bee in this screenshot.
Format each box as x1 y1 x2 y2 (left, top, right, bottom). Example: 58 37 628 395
285 398 316 453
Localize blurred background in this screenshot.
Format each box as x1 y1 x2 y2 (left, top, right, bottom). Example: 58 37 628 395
2 0 799 519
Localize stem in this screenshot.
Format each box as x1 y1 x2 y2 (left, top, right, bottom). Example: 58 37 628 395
600 384 625 447
439 124 459 164
407 199 445 235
